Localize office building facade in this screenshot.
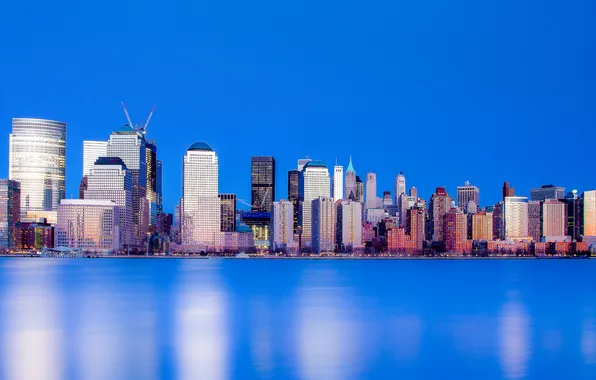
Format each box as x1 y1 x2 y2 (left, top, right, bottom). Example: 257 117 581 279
0 180 21 249
251 156 275 212
333 165 344 201
311 196 336 254
457 181 479 213
298 161 330 246
82 140 108 177
530 185 565 202
270 200 295 252
219 194 236 232
336 200 363 251
504 196 529 241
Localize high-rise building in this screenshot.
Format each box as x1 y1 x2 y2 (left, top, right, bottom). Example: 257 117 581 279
311 196 336 254
181 142 221 249
581 190 596 237
299 161 330 246
409 187 418 200
457 181 479 213
9 118 66 218
527 200 542 242
406 207 425 250
82 140 108 177
365 173 377 209
502 182 514 200
297 157 312 172
444 208 468 252
156 159 163 214
542 199 567 239
471 211 493 241
492 202 504 240
429 187 452 242
84 157 133 247
0 180 21 249
563 191 580 241
251 157 275 212
107 125 148 245
504 196 529 241
356 176 364 204
398 192 410 228
270 200 295 253
336 200 363 251
344 157 357 201
288 170 300 233
394 172 406 204
146 141 159 230
56 199 122 254
219 194 236 232
333 164 344 202
382 191 393 207
530 185 565 202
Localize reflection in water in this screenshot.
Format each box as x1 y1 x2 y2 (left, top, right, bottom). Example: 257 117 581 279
250 300 273 376
175 266 228 380
391 315 423 362
2 264 63 380
582 317 596 365
499 296 531 379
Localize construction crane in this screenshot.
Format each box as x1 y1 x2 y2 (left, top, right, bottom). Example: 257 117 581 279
237 186 272 210
120 102 156 136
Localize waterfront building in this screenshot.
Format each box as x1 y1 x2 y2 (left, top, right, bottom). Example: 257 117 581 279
563 191 581 241
444 208 469 252
9 118 66 218
0 180 21 249
15 218 54 250
582 190 596 237
82 140 108 177
56 199 122 254
365 173 377 209
83 157 133 247
298 160 330 246
542 199 568 240
145 141 159 230
251 156 275 212
530 185 565 202
471 211 493 241
429 187 452 242
219 194 236 232
504 196 530 241
333 164 344 202
311 196 336 254
394 172 406 205
406 207 425 250
241 211 270 253
493 202 504 240
344 157 357 201
181 142 221 250
356 176 364 204
527 200 542 242
287 170 300 233
107 125 148 245
457 181 479 213
270 200 296 253
336 200 363 252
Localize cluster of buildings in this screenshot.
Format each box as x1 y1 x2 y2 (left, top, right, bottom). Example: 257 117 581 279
1 116 595 256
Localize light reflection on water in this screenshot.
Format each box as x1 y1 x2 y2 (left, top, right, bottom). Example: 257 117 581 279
0 258 594 380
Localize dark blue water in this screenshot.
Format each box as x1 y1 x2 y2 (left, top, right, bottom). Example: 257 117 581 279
0 258 594 380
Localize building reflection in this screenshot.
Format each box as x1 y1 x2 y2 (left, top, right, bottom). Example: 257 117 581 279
582 316 596 365
499 295 531 379
390 314 423 362
175 265 229 380
1 263 64 380
250 299 273 376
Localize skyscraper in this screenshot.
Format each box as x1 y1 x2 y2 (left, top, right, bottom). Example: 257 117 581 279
530 185 565 202
344 157 357 201
251 156 275 212
219 194 236 232
297 157 312 172
406 207 425 250
0 180 20 249
356 176 364 204
287 170 300 232
336 200 363 251
107 125 148 245
333 164 344 201
444 208 468 252
409 187 418 200
542 199 567 239
504 196 529 241
502 182 515 201
82 140 108 177
394 172 406 204
270 200 295 253
429 187 452 242
581 190 596 237
181 142 221 249
457 181 479 213
311 196 336 254
298 161 330 246
365 173 377 209
84 157 133 247
146 141 159 230
527 200 542 242
9 118 66 218
471 211 493 241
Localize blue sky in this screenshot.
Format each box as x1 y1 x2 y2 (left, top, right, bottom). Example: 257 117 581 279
1 0 595 213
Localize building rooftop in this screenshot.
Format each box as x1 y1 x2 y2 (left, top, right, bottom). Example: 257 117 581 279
188 142 213 152
346 156 355 173
303 160 326 169
113 125 136 134
94 157 127 168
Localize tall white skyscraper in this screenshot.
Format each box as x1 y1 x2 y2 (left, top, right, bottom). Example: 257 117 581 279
394 172 406 204
270 200 295 252
82 140 108 177
299 161 330 246
9 118 66 218
336 200 362 251
181 142 221 249
584 190 596 237
542 199 567 239
312 196 336 254
504 196 529 241
333 164 344 201
365 172 377 209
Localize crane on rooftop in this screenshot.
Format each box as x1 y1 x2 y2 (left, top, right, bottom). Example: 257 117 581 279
120 102 156 136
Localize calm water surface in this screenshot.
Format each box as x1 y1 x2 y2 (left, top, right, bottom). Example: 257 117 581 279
0 258 595 380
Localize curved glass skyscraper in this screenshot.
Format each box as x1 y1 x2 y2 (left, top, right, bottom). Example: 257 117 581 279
9 118 66 217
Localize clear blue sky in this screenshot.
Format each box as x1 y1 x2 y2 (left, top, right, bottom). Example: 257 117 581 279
1 0 595 213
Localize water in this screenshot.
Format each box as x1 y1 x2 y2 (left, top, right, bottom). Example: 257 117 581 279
0 258 594 380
